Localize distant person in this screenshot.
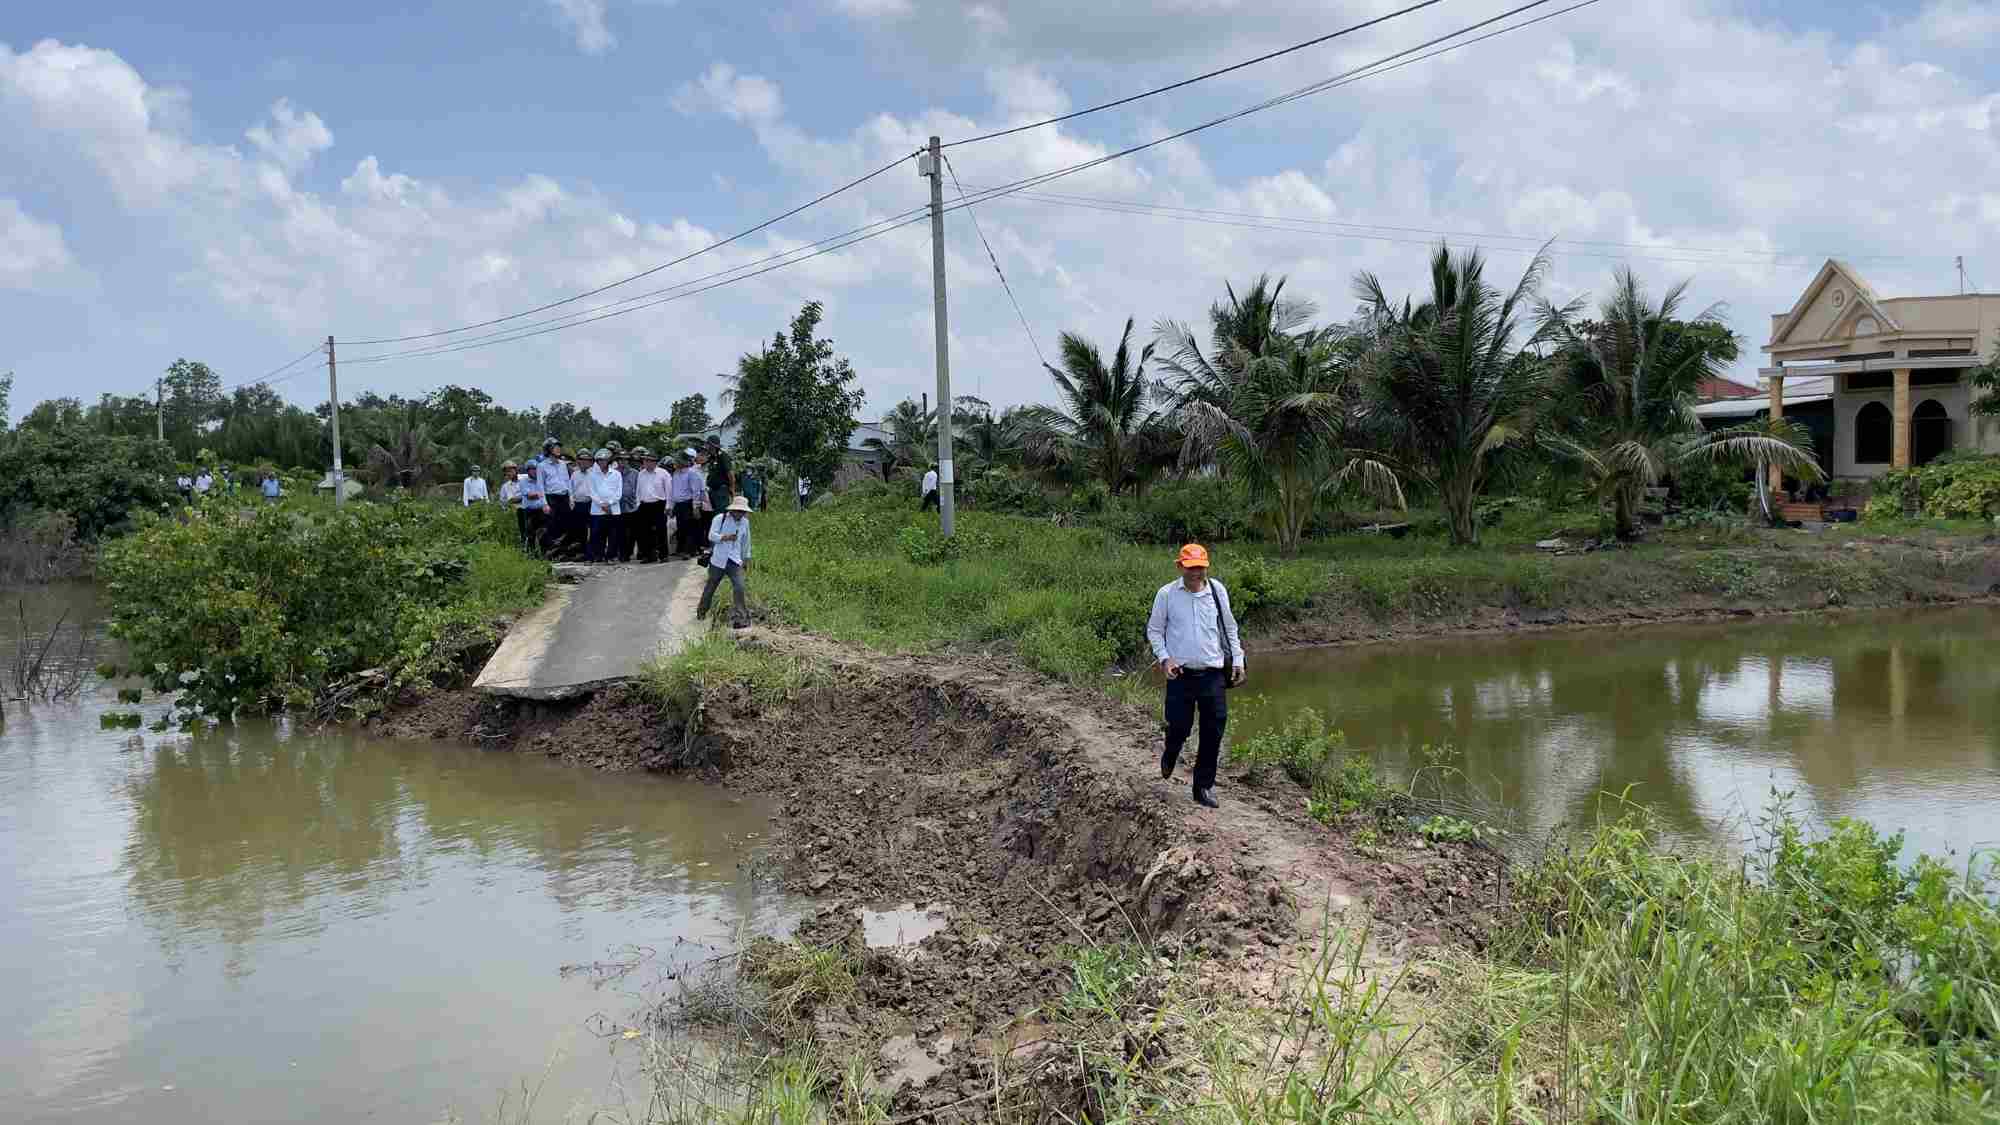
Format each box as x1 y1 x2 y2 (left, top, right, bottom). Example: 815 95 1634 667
616 447 641 561
516 458 548 554
920 465 940 512
462 465 489 506
260 472 281 502
193 469 214 496
742 466 766 512
585 447 622 563
1146 543 1246 810
568 451 594 556
796 474 811 509
631 448 671 564
671 451 703 558
704 436 734 516
176 472 193 500
697 495 754 629
535 438 571 556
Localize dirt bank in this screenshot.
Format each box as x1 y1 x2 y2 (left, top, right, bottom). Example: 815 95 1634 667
1258 535 2000 650
386 631 1504 1118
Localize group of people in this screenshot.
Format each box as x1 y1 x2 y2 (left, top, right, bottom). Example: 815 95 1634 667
459 434 760 625
175 467 284 503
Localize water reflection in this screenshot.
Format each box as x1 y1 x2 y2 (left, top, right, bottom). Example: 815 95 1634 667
1248 607 2000 859
3 588 798 1124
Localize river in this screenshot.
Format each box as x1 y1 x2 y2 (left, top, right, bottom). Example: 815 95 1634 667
1 585 797 1124
1245 605 2000 862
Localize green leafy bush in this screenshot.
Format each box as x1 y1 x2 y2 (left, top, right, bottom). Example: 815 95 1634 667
101 498 546 716
0 426 176 539
1231 706 1347 787
1866 454 2000 522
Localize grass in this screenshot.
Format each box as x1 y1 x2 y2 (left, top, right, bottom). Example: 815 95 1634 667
637 632 816 716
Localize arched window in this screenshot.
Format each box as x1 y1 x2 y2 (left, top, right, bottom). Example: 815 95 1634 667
1912 399 1952 466
1854 401 1892 465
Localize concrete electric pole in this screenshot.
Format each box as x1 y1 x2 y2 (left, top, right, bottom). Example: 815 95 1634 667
326 335 346 508
156 378 165 442
919 136 956 537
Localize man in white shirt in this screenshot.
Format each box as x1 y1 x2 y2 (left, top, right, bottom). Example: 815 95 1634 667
630 448 672 563
1145 542 1246 809
498 462 528 550
696 495 754 628
462 466 490 506
796 475 811 510
585 448 622 563
920 466 940 512
193 469 214 496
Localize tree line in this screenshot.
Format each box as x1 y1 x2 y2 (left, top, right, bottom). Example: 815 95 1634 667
860 245 1820 549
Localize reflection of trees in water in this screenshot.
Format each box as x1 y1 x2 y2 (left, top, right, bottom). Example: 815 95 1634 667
1255 609 2000 842
123 726 781 967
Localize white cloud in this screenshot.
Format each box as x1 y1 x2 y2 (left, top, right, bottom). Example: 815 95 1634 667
547 0 616 55
1913 0 2000 47
833 0 913 19
672 62 783 124
246 98 332 172
0 197 80 291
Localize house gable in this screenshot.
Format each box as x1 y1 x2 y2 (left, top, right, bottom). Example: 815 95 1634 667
1768 260 1901 349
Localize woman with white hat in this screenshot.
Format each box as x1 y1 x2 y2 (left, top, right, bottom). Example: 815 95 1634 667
697 494 755 628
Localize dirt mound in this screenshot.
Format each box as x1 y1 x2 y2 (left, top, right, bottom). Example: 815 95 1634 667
389 629 1505 1117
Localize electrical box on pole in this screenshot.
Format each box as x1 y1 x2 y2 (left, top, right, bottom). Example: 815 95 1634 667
918 137 956 537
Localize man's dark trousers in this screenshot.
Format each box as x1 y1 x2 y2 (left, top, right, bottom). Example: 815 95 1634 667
921 489 939 511
541 495 571 555
636 500 667 562
673 500 697 556
1161 668 1228 793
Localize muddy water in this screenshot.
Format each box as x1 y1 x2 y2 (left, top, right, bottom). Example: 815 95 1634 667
1246 605 2000 860
1 585 795 1124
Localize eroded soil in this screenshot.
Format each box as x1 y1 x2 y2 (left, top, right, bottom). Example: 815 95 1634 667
386 629 1505 1118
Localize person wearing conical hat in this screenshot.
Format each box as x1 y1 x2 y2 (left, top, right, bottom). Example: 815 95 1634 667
696 495 755 628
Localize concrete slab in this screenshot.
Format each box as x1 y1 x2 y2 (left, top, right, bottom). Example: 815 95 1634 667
473 561 710 700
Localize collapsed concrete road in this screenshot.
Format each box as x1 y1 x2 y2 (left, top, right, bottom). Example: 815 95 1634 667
473 562 710 700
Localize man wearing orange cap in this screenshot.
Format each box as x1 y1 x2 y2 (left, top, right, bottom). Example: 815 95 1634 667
1146 543 1246 808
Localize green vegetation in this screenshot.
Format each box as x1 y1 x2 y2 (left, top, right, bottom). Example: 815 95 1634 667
99 498 545 717
637 632 816 716
721 300 867 486
1866 452 2000 522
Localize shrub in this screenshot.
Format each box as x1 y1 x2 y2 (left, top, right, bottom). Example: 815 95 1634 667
100 498 547 716
0 426 176 539
1116 478 1253 544
1230 706 1346 787
1865 455 2000 522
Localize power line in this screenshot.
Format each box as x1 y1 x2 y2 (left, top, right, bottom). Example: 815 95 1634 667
341 207 929 364
941 152 1046 378
219 343 325 393
340 214 933 366
937 0 1601 222
337 148 921 346
941 0 1452 149
968 185 1914 265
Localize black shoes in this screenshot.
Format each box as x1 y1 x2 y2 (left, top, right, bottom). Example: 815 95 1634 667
1193 788 1219 809
1160 762 1174 781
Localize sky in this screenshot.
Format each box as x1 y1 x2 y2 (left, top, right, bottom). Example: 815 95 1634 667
2 0 1997 426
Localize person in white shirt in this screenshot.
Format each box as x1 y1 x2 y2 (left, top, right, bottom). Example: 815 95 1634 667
498 461 527 549
1145 542 1246 809
630 448 672 563
585 448 622 563
920 466 940 512
696 495 754 628
193 470 214 496
462 466 490 506
796 474 811 510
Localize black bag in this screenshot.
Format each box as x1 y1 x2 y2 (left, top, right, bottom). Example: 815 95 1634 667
1213 580 1238 689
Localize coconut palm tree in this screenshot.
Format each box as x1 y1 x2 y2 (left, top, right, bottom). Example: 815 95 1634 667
364 404 442 491
1543 269 1821 538
1355 243 1568 546
1153 274 1317 413
862 398 937 481
1017 317 1164 495
1180 328 1403 552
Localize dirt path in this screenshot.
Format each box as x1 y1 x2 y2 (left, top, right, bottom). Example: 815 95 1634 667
386 624 1505 1116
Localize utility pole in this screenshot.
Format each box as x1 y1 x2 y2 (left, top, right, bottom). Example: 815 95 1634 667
156 378 165 442
919 136 956 536
1958 256 1967 295
326 335 346 508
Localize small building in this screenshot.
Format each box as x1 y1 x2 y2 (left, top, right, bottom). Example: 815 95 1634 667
1758 260 2000 479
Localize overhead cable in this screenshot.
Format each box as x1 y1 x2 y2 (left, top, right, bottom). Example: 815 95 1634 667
941 152 1046 371
337 149 921 346
941 0 1451 149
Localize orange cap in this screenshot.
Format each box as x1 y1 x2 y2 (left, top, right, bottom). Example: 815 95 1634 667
1177 543 1210 568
